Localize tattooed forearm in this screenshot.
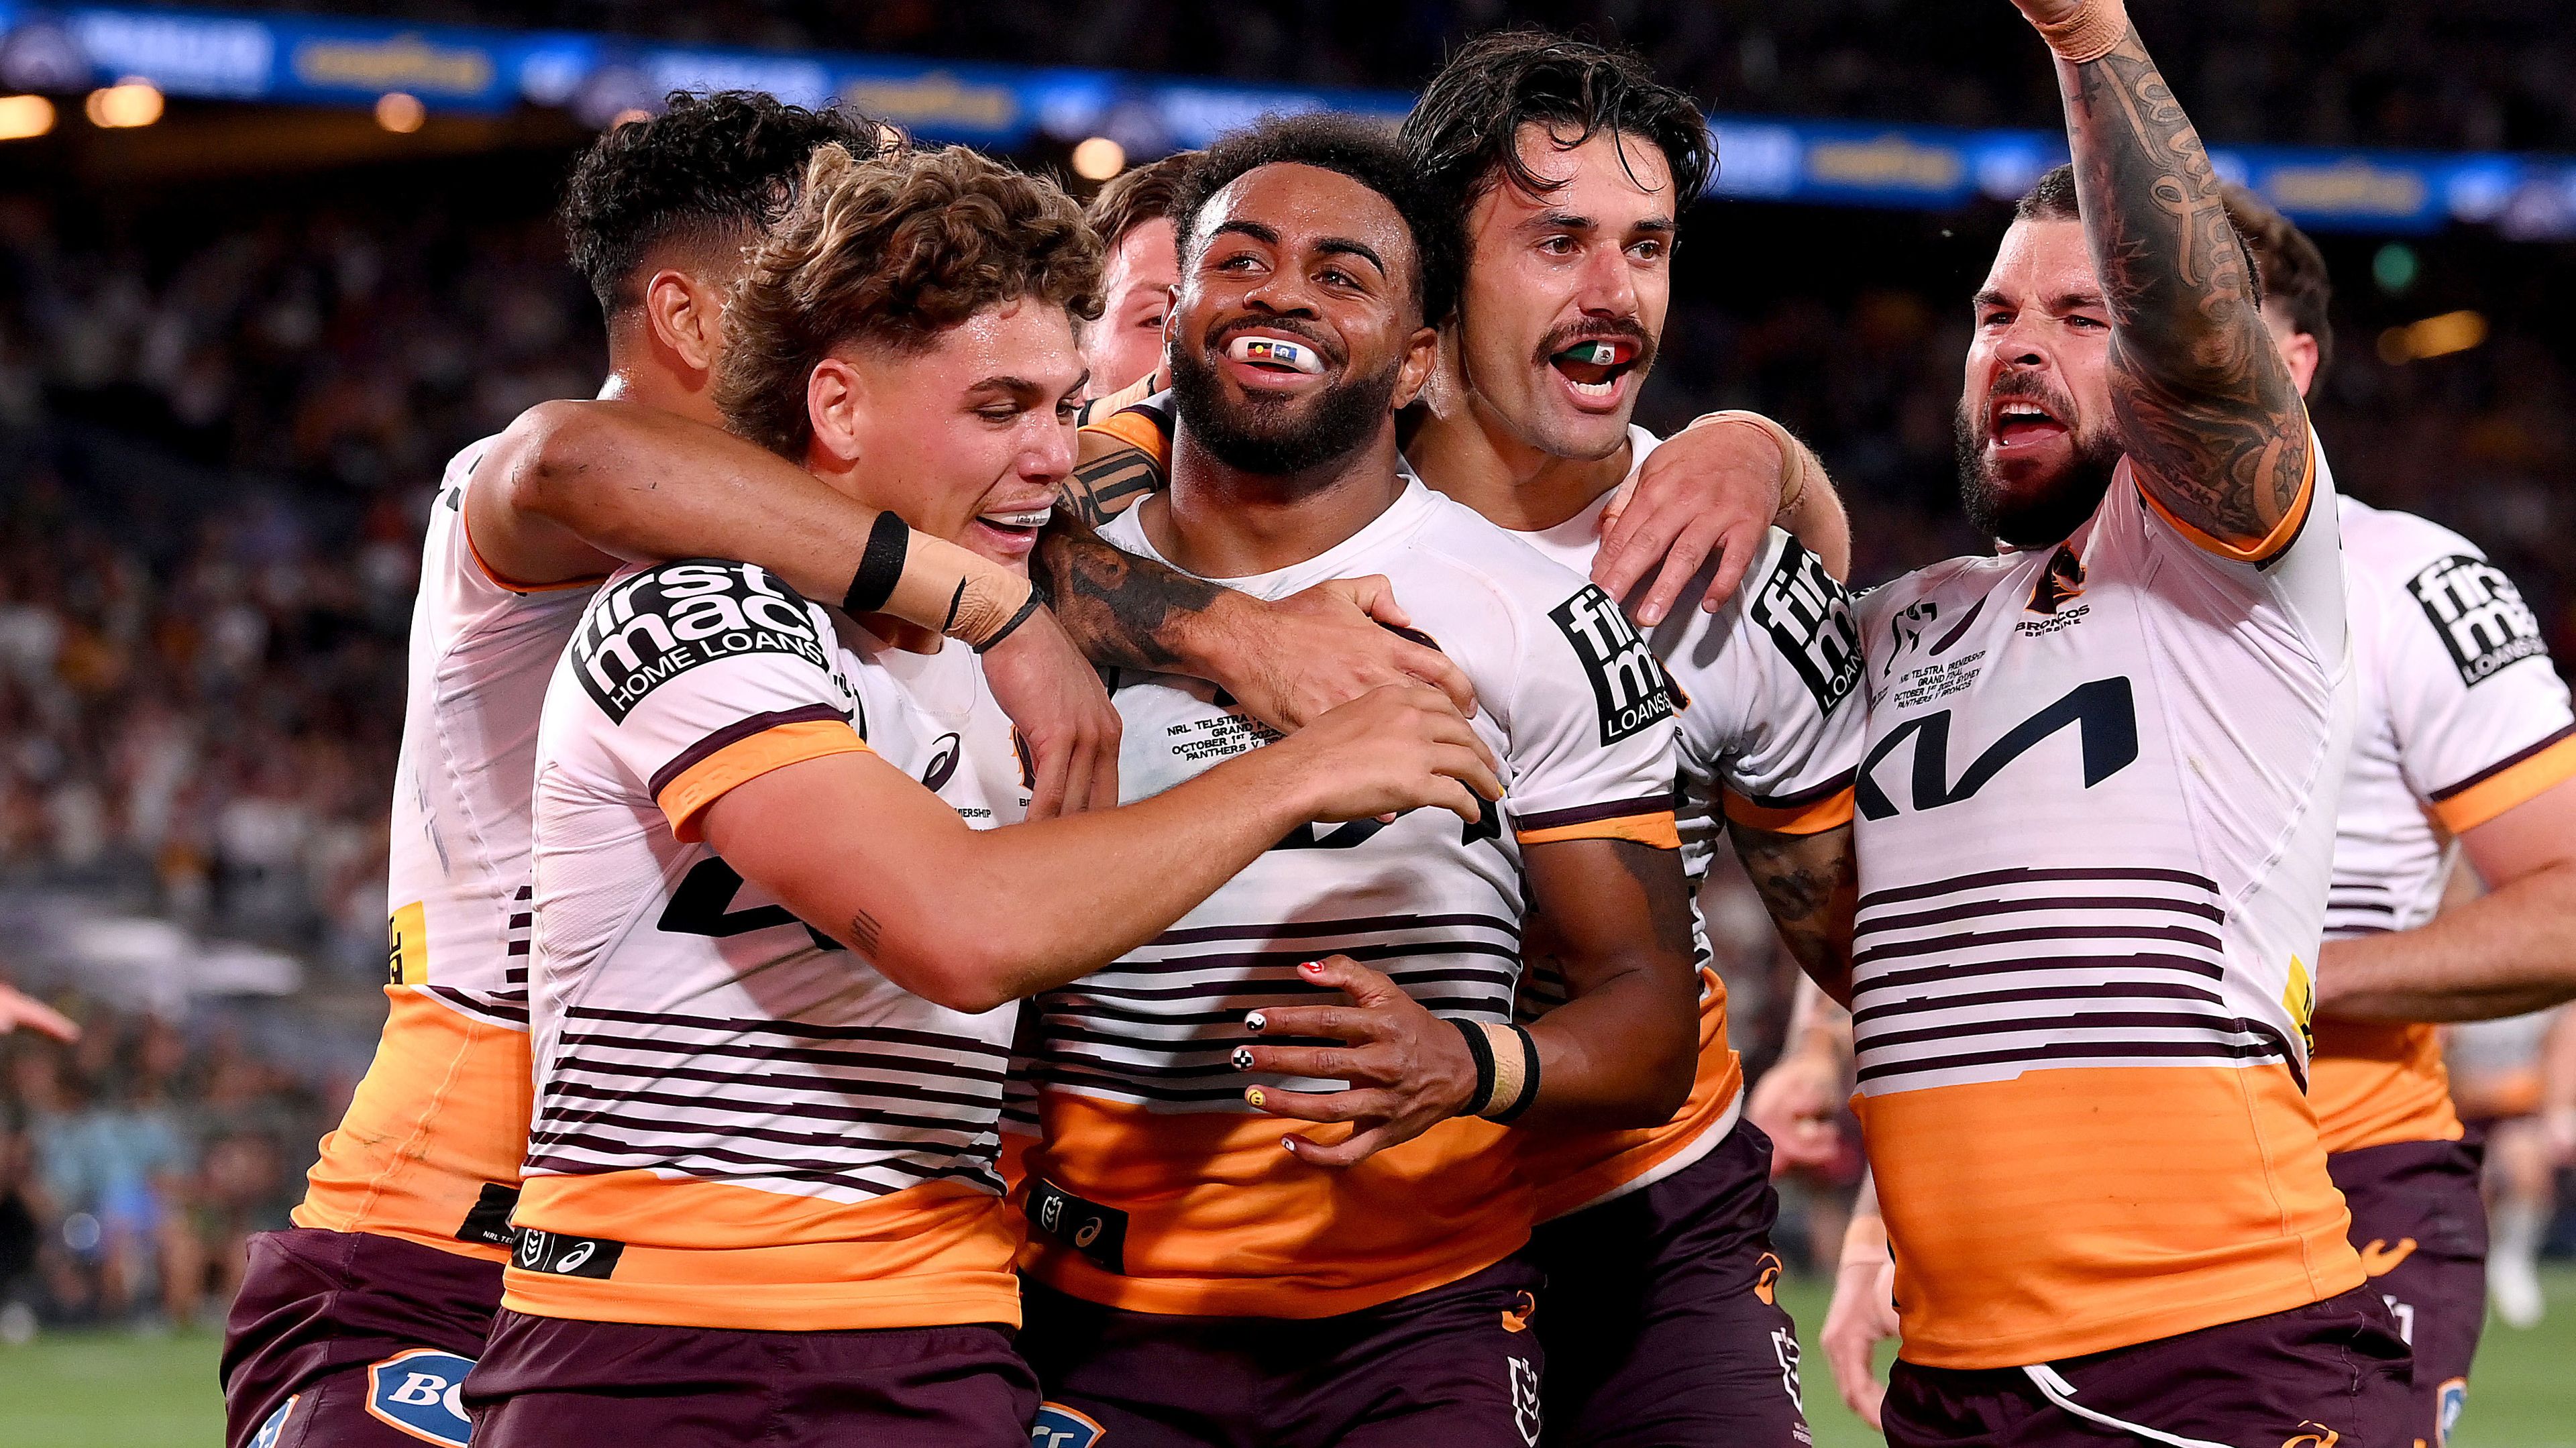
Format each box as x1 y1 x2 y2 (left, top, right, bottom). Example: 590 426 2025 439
1032 512 1228 673
2056 25 2310 549
1731 824 1856 1000
1059 443 1166 529
848 907 883 956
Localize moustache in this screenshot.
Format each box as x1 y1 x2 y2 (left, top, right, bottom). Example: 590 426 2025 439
1534 316 1656 373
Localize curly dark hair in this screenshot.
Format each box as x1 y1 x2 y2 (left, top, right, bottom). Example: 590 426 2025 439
1400 31 1714 254
558 89 895 317
1172 113 1456 328
716 143 1104 459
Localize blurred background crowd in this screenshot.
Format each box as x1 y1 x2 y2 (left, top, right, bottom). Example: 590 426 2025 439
1 0 2573 1337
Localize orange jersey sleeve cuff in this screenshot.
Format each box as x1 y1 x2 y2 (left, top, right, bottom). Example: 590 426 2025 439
1515 795 1682 850
1723 779 1857 836
651 708 871 844
2133 428 2318 567
1079 408 1173 473
458 490 609 596
2429 725 2576 834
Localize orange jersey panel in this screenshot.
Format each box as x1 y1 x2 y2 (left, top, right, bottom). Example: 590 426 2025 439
296 991 534 1261
2309 1019 2463 1156
1020 1095 1527 1319
1858 1064 2362 1369
504 1170 1021 1332
1521 965 1741 1221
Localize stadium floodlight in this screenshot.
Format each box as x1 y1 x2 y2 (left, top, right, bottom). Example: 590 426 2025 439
376 92 426 133
0 94 54 141
85 78 163 129
1071 135 1126 180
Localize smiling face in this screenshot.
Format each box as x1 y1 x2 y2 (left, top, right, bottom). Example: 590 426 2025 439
1085 216 1179 397
1453 125 1674 461
803 297 1086 571
1166 162 1438 476
1954 217 2125 547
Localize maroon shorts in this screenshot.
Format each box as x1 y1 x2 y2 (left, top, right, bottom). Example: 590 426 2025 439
2328 1136 2488 1447
460 1308 1037 1447
1519 1119 1809 1447
222 1227 501 1448
1882 1286 2414 1448
1019 1257 1546 1448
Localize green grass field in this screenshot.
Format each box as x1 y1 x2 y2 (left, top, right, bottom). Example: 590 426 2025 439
2 1270 2570 1446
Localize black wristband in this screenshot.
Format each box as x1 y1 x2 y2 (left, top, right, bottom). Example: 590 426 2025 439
973 586 1049 653
1450 1017 1497 1117
1489 1025 1542 1124
842 511 911 615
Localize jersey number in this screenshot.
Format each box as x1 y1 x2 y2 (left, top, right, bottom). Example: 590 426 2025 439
1856 677 2138 820
658 858 837 952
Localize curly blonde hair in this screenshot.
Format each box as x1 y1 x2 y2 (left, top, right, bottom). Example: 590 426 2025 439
716 142 1104 458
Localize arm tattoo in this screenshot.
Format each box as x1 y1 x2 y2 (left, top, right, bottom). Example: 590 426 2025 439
1059 445 1165 529
1032 512 1226 673
847 907 883 956
2062 27 2310 548
1731 824 1856 988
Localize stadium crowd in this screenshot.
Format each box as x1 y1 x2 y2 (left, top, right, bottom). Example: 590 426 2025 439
0 98 2571 1349
219 0 2576 152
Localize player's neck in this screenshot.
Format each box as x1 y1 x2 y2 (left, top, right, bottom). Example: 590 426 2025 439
1144 425 1409 579
1407 385 1630 534
598 343 722 427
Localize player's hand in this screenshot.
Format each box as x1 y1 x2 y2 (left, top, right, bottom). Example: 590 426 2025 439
1201 580 1477 733
1267 684 1501 827
1593 415 1786 626
1745 1045 1845 1174
1234 956 1481 1168
1822 1247 1899 1430
979 606 1120 818
0 983 78 1042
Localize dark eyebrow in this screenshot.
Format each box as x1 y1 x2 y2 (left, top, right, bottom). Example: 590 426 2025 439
968 376 1049 402
1313 236 1385 277
1973 288 2012 311
1207 219 1280 247
2051 290 2108 315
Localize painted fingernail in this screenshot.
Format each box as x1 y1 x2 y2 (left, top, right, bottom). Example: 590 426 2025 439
1281 1137 1297 1153
1245 1087 1266 1107
1231 1046 1256 1070
1245 1011 1268 1034
1300 960 1322 975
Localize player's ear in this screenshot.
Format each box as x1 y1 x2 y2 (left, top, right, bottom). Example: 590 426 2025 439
806 356 867 467
1390 323 1442 412
642 269 724 377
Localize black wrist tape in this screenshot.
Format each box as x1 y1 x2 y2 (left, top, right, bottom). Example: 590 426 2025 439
843 511 911 615
1450 1017 1497 1117
1490 1025 1542 1124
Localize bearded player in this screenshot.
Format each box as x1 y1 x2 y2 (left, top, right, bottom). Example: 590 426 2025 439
1841 0 2416 1440
1014 116 1702 1447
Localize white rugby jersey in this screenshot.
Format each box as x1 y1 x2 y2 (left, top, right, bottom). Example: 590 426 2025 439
299 436 600 1260
1849 440 2363 1368
508 559 1029 1333
2310 495 2576 1155
1511 427 1865 1217
1016 478 1682 1319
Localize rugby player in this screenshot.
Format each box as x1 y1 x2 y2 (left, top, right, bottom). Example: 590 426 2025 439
1839 0 2412 1439
1083 150 1195 399
1011 116 1701 1447
464 140 1499 1446
1397 34 1864 1447
1818 183 2576 1445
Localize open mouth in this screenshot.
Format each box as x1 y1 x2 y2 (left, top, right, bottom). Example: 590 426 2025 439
1990 398 2070 449
971 504 1051 553
1220 330 1333 390
1549 338 1642 405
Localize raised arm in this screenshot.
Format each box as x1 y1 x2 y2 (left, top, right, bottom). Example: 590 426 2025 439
1595 411 1852 624
468 398 1121 817
2016 0 2311 553
705 684 1500 1015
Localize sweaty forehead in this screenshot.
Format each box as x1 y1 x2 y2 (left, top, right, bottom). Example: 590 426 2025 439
1196 163 1415 273
1984 218 2099 302
1499 123 1674 209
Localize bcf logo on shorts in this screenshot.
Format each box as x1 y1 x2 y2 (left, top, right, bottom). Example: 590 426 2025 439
1032 1402 1106 1447
364 1348 475 1447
